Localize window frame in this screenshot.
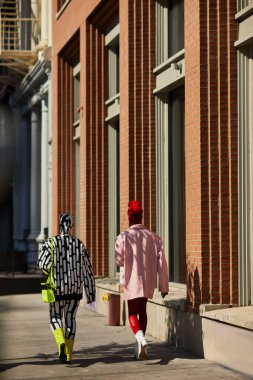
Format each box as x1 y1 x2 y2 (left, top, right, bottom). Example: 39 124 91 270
72 62 80 236
155 0 186 283
105 22 120 278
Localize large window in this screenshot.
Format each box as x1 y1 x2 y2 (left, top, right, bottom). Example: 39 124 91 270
73 63 80 236
156 87 185 283
108 121 120 277
168 87 185 282
105 22 120 277
236 0 253 305
105 21 119 101
155 0 185 283
156 0 184 66
168 0 184 57
238 0 253 11
108 44 119 99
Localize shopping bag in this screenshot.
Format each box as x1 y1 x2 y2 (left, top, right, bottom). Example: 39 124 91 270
41 237 55 303
41 287 55 303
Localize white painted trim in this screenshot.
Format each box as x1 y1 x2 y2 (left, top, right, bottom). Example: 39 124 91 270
238 45 253 306
55 0 71 20
73 62 80 76
153 63 185 94
105 23 119 46
235 3 253 21
153 49 185 74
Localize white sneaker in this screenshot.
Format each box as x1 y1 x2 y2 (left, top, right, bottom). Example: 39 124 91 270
135 330 148 360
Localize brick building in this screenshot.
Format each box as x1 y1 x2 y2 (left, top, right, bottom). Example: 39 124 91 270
52 0 253 374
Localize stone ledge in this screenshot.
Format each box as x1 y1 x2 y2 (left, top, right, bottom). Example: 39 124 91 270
201 304 253 331
95 278 187 311
95 277 120 293
199 304 235 315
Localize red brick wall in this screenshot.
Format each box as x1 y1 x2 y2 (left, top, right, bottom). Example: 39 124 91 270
120 0 156 231
53 0 156 276
185 0 238 312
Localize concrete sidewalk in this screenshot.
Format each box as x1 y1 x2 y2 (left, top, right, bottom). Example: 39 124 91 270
0 294 250 380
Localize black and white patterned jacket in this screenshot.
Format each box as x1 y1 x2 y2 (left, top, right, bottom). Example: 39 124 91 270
38 234 95 303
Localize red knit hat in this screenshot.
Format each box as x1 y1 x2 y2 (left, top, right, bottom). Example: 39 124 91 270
128 200 143 224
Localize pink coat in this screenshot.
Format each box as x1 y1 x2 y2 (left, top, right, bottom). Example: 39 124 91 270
115 224 169 300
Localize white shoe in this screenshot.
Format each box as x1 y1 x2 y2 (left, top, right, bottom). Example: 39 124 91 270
135 330 148 360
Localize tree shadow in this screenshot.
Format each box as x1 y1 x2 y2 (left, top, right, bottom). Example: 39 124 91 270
0 340 197 372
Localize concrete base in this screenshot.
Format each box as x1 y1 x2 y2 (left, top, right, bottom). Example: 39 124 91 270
201 307 253 377
146 300 204 357
95 279 203 357
202 318 253 376
95 280 253 377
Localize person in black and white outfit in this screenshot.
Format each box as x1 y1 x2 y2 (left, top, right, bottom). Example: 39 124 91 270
38 213 96 364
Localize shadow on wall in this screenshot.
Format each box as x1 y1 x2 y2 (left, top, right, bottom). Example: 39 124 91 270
163 267 204 357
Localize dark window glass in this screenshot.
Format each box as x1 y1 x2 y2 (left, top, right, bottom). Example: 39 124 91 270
73 72 80 123
168 0 184 57
107 44 119 99
168 85 185 283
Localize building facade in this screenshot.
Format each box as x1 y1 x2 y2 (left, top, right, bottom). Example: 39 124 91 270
0 0 251 372
51 0 253 373
52 0 242 304
0 0 53 270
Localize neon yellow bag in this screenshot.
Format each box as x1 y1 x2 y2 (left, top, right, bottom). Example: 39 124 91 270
41 237 56 303
41 285 55 303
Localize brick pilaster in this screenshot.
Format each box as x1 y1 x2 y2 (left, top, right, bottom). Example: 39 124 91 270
185 0 238 312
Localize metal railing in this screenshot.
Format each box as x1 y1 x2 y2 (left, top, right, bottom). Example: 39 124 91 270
0 17 39 53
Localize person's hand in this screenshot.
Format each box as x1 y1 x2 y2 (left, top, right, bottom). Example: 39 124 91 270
119 284 124 294
161 292 168 299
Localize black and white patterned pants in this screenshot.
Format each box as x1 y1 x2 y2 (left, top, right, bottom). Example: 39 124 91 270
49 299 80 339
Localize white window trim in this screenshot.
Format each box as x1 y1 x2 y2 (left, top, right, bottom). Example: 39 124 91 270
105 24 120 47
105 23 120 120
238 45 253 306
56 0 71 20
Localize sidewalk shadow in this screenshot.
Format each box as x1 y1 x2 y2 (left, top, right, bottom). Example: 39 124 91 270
0 341 197 372
71 341 196 368
0 355 62 372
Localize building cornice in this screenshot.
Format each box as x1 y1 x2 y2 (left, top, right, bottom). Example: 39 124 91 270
10 50 51 107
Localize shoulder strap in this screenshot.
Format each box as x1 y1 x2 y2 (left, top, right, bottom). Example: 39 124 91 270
49 237 55 289
50 237 54 263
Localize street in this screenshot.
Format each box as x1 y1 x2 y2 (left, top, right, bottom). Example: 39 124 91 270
0 294 251 380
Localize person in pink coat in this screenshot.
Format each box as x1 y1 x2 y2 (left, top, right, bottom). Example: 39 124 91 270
115 200 168 360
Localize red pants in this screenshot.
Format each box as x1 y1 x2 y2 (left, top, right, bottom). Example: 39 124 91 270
128 297 148 335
